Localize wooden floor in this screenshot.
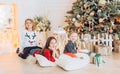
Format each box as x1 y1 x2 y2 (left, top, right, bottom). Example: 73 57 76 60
0 52 120 74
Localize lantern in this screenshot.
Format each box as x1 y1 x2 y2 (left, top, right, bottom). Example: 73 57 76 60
53 27 67 53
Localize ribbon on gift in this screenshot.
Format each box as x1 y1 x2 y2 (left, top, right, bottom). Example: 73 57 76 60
92 54 101 67
95 54 101 67
92 53 106 67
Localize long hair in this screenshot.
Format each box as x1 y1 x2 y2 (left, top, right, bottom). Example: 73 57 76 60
24 18 36 31
41 36 57 55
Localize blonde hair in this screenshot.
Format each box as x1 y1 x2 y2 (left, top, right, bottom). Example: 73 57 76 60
68 32 80 47
24 18 36 31
68 32 78 38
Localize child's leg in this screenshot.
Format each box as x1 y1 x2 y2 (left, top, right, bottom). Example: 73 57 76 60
16 48 19 54
19 47 31 59
34 46 42 49
19 46 42 59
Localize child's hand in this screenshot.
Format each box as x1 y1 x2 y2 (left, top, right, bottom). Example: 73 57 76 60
37 40 44 48
49 46 57 51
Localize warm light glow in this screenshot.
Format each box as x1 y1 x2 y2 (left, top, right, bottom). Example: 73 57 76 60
0 3 19 52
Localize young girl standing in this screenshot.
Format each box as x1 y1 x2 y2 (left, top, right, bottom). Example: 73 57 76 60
18 18 42 59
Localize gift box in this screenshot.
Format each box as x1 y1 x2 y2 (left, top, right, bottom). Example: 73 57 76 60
90 54 105 67
90 56 96 64
79 41 91 51
113 40 120 53
94 45 112 56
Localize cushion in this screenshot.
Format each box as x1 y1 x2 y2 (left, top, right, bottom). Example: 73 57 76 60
26 55 36 64
56 54 89 71
35 54 56 67
64 53 77 58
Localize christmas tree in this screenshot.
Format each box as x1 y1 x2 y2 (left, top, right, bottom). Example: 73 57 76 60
64 0 119 35
34 16 51 32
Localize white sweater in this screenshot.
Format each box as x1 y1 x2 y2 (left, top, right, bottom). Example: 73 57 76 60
19 30 39 52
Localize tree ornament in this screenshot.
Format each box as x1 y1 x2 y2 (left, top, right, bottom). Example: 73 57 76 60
99 0 106 6
109 27 113 33
77 0 81 2
90 11 95 16
77 14 80 18
72 18 76 22
84 2 89 9
97 9 102 13
111 20 114 27
99 18 104 23
74 21 80 27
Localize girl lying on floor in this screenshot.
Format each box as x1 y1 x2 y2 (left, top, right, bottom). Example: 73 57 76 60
35 36 60 66
35 32 90 70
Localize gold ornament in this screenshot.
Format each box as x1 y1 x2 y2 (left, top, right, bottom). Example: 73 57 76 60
114 16 120 23
109 27 113 33
77 14 80 18
84 2 89 9
77 0 81 2
90 11 95 16
72 18 76 22
99 0 106 6
75 21 80 27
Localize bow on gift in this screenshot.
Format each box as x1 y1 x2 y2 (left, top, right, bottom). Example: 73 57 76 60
92 54 105 67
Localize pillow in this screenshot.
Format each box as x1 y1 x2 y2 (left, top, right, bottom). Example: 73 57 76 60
56 54 89 71
64 53 77 58
35 54 56 67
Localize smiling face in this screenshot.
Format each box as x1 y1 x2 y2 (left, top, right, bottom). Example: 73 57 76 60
44 36 58 51
25 20 33 31
25 19 35 31
49 39 57 51
69 33 78 43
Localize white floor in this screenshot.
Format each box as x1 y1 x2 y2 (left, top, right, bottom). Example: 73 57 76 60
0 52 120 74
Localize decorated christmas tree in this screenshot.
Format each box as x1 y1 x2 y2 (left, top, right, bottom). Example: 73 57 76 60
64 0 119 35
34 16 51 32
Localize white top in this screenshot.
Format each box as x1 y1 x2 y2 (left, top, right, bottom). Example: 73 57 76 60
19 30 39 52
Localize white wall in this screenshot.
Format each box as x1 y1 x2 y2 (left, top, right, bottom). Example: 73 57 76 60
0 0 74 34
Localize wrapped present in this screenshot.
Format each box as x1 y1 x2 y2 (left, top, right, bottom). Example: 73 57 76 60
86 42 91 50
79 41 91 51
90 54 105 67
113 40 120 53
90 56 95 64
94 45 112 56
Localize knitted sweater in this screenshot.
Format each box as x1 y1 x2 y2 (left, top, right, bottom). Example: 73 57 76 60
43 49 55 62
19 30 39 52
64 40 77 54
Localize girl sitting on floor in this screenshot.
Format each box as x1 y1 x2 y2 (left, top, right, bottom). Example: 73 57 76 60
63 32 90 59
55 32 90 70
64 32 95 56
18 18 42 59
